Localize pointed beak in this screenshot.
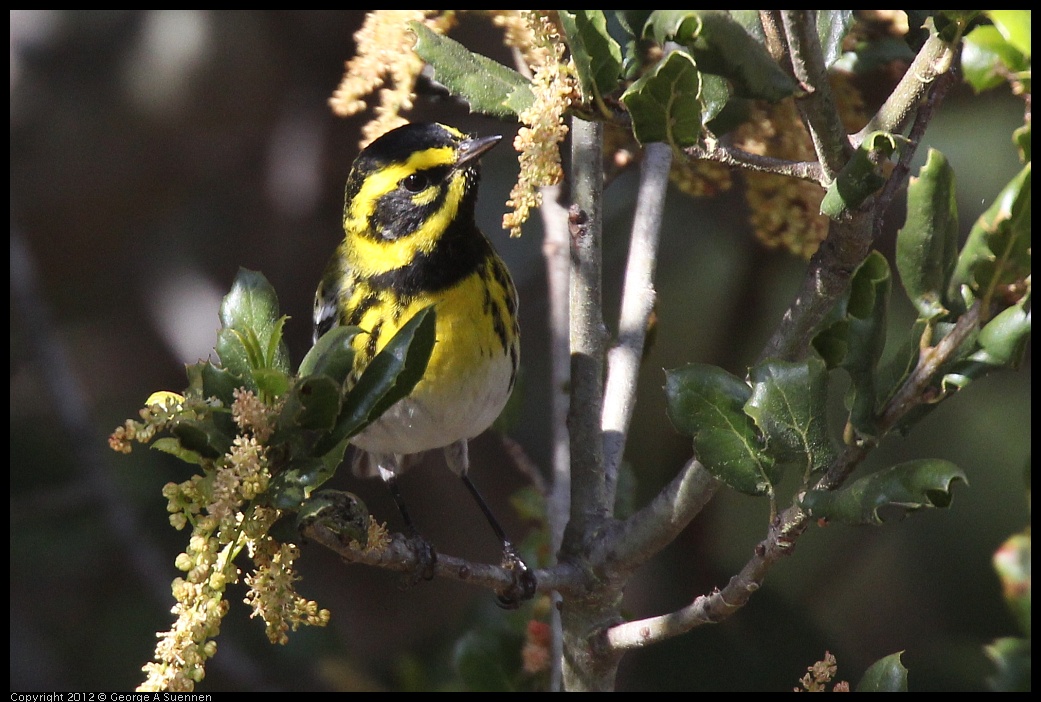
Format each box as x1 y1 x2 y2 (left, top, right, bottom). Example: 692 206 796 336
456 133 502 168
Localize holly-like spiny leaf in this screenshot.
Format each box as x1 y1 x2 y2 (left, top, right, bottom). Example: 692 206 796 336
896 148 959 320
745 357 836 477
665 363 778 497
410 22 534 119
621 50 702 150
314 305 437 457
856 652 909 692
799 459 967 525
558 10 622 107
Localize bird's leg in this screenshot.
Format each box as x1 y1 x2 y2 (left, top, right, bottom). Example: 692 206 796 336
447 441 537 608
378 464 437 584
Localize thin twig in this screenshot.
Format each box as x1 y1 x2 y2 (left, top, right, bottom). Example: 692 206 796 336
538 181 572 692
685 139 824 184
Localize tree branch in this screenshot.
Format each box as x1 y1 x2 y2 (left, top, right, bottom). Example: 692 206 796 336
564 118 610 545
853 23 959 144
606 501 810 651
606 458 719 570
685 139 824 184
538 181 572 692
780 10 854 180
300 519 586 596
602 141 672 505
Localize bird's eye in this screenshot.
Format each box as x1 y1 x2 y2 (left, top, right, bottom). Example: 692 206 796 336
403 173 428 193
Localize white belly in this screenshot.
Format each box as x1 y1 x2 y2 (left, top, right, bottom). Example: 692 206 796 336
350 348 515 457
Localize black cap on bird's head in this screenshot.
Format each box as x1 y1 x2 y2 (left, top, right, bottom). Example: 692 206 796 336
354 122 501 175
341 122 503 245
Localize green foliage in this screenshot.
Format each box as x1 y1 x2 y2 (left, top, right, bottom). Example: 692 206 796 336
642 10 799 101
215 268 292 398
856 652 909 692
985 470 1031 691
410 22 534 119
896 149 960 321
558 10 622 108
949 162 1031 311
109 10 1032 691
665 363 778 496
141 268 436 512
621 51 702 150
962 11 1031 93
813 251 891 440
799 460 967 525
745 358 836 478
820 131 904 219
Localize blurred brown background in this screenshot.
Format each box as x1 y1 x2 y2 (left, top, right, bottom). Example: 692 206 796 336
10 10 1030 691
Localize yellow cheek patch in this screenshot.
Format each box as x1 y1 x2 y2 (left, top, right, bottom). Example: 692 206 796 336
341 144 467 277
349 230 427 276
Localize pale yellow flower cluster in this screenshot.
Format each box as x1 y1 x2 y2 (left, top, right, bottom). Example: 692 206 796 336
108 395 185 453
244 539 332 645
736 72 867 259
501 11 577 237
795 651 850 692
120 387 328 691
231 386 277 442
139 534 231 691
329 11 456 146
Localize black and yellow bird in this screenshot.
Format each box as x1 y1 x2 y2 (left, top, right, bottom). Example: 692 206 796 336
313 122 535 606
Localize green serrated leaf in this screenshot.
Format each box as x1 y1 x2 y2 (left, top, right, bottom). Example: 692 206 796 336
197 360 244 407
799 459 967 525
699 73 733 128
815 11 855 67
856 651 909 692
171 419 232 460
252 367 290 399
745 358 835 476
615 10 653 38
264 458 336 510
972 299 1032 369
621 50 702 150
939 295 1032 395
280 375 342 433
644 10 799 102
218 268 291 376
314 306 436 457
821 132 902 220
664 363 777 497
986 10 1031 59
896 149 959 320
813 252 891 439
962 24 1030 93
299 325 361 384
558 10 622 106
950 162 1031 311
150 437 205 465
410 22 534 119
214 328 256 388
